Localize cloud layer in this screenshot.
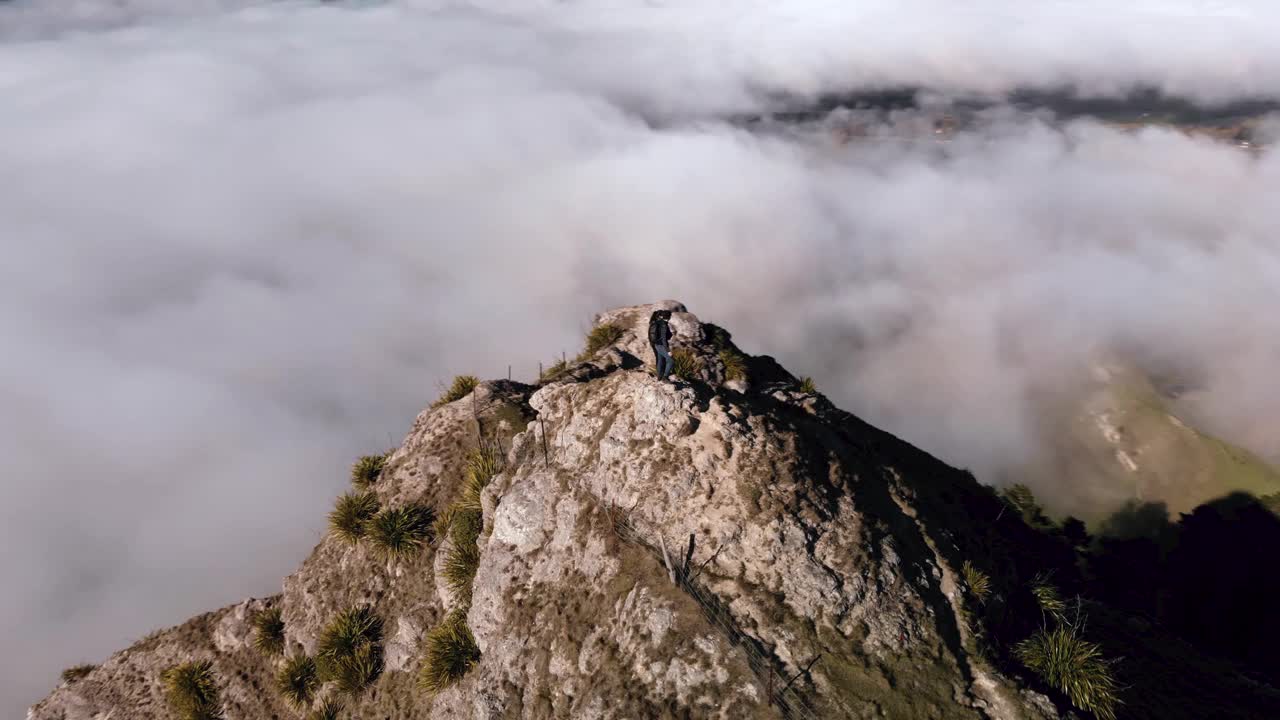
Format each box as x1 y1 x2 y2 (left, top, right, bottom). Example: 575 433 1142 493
4 0 1280 714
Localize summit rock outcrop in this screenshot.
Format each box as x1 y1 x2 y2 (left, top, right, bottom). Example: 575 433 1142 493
41 301 1252 720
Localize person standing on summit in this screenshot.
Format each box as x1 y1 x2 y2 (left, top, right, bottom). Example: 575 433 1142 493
648 309 676 381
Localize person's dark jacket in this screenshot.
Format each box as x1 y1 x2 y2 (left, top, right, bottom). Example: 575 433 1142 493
648 313 673 347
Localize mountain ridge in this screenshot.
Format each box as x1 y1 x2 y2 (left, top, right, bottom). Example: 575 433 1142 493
30 302 1280 720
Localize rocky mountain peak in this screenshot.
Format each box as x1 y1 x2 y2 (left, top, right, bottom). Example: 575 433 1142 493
31 302 1280 720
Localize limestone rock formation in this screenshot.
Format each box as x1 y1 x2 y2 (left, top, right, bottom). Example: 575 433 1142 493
31 302 1091 720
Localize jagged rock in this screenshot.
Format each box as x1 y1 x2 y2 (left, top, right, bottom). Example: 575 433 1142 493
31 302 1078 720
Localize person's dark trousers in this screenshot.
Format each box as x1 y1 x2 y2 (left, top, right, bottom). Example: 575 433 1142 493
653 344 673 380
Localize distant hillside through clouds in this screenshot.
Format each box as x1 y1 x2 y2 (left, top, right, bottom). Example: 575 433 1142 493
729 86 1277 148
1023 362 1280 523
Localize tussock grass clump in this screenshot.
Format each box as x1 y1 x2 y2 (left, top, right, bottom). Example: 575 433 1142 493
583 322 624 356
457 474 487 515
251 607 286 656
163 660 225 720
798 376 817 394
961 560 991 604
1016 626 1120 720
541 358 569 383
324 642 383 695
432 504 458 546
307 697 343 720
316 606 383 695
61 664 96 684
442 504 484 606
443 538 482 605
449 505 483 547
368 504 434 559
350 452 389 489
719 349 748 382
276 655 319 710
438 445 499 605
329 491 380 545
671 348 702 381
318 607 383 662
465 445 502 487
458 445 501 513
1000 483 1054 528
1001 483 1038 512
433 375 479 408
1031 575 1069 623
418 610 481 695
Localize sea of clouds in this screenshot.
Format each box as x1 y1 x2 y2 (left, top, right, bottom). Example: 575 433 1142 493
4 0 1280 713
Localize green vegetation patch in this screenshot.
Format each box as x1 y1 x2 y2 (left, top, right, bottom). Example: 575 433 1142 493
163 660 225 720
719 349 748 382
1001 483 1056 530
418 609 481 695
798 376 817 394
316 606 384 695
350 452 389 489
1031 575 1069 624
432 504 458 546
433 375 479 408
1016 626 1119 720
441 446 500 606
61 664 96 684
416 446 499 692
443 537 482 606
583 322 624 356
251 607 286 656
541 358 569 383
329 491 380 545
961 560 991 604
276 655 319 710
459 445 501 513
368 503 434 559
671 348 702 381
307 697 343 720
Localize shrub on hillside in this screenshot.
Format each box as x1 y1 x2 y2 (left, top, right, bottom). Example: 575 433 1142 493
368 504 434 559
1016 626 1119 720
432 504 458 545
541 358 569 383
459 446 501 513
798 376 817 394
1031 575 1069 624
583 322 624 356
719 349 748 382
350 452 389 489
316 606 383 695
61 664 96 684
671 349 701 381
307 697 343 720
961 561 991 604
163 660 225 720
443 539 482 606
251 607 286 656
1001 483 1054 528
329 491 380 545
433 375 479 408
275 655 319 710
418 610 481 695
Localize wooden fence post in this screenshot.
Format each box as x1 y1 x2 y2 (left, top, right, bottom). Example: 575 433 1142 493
659 535 677 584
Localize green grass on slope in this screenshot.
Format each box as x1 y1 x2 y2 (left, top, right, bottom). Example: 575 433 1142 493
1062 370 1280 521
1117 375 1280 507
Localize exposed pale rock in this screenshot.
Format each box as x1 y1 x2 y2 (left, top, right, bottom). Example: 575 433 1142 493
31 301 1072 720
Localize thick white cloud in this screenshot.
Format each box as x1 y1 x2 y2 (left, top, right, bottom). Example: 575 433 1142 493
3 1 1280 715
